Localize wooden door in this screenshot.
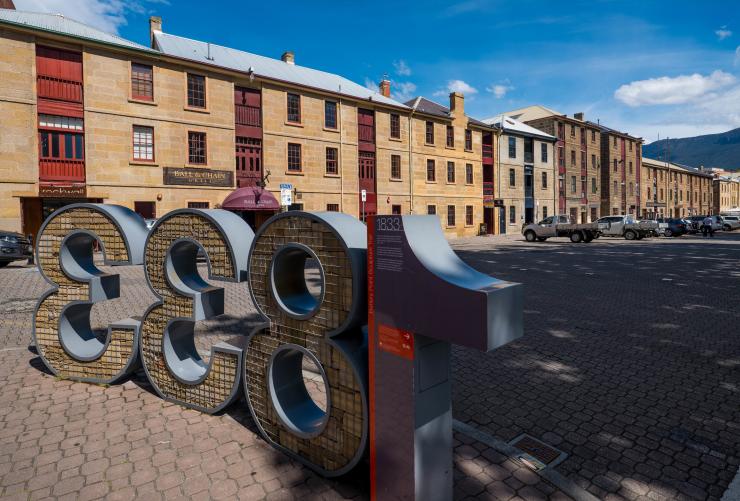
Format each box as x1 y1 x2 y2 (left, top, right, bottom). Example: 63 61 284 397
359 152 377 219
235 137 262 187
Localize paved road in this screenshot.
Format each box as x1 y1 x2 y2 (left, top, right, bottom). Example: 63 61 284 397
0 231 738 500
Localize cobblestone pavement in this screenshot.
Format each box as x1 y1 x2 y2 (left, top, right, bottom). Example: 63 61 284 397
451 231 740 500
0 254 565 500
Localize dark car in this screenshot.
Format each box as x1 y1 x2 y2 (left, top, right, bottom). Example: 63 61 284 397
657 218 687 237
687 216 705 233
0 231 33 268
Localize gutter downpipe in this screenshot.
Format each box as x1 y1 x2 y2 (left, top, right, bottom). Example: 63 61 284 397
496 115 504 233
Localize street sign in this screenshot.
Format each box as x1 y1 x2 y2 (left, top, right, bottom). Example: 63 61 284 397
280 188 293 207
279 183 293 190
361 189 367 202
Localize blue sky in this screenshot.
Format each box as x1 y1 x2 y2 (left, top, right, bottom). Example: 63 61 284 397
15 0 740 143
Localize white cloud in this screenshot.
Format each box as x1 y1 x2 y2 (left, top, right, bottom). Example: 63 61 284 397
364 78 377 92
436 80 478 97
393 60 411 76
716 26 732 41
735 46 740 66
13 0 166 34
391 81 417 102
486 83 514 98
614 71 736 107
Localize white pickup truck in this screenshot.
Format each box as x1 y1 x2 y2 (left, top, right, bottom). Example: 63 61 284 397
522 215 602 243
595 215 660 240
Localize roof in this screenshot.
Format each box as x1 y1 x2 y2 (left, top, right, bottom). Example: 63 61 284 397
404 96 490 127
482 115 556 141
495 104 563 122
586 121 642 141
0 9 153 52
641 157 713 177
153 31 406 108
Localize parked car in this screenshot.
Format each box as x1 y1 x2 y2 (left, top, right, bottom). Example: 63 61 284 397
656 218 688 237
722 215 740 231
705 215 725 232
0 231 33 268
595 215 658 240
687 216 704 233
521 215 601 243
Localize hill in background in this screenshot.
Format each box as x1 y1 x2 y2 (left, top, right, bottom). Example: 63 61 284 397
642 128 740 171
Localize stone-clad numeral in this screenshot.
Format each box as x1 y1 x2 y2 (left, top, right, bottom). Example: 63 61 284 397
139 209 253 413
33 204 148 383
245 212 368 477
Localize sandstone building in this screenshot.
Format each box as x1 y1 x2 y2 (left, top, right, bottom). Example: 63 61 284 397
0 9 496 239
640 157 714 218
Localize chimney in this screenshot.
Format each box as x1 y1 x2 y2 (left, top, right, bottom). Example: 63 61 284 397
281 51 295 65
0 0 16 9
149 16 162 49
574 112 584 121
379 78 391 98
449 92 464 117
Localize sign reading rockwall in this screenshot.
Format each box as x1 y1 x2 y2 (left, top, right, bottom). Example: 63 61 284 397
32 204 522 493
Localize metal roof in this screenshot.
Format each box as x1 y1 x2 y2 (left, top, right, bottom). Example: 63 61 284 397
482 115 556 141
153 31 407 108
0 9 154 52
496 104 564 123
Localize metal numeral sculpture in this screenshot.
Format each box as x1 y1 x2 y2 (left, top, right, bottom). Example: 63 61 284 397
368 215 523 500
139 209 253 413
245 212 368 476
33 203 148 383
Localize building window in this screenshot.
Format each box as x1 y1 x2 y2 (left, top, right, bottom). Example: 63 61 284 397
591 154 596 169
187 201 209 209
132 125 154 162
425 121 434 144
592 177 597 193
541 143 547 163
509 168 516 187
571 176 576 193
542 206 548 219
446 125 454 147
288 143 302 171
427 205 436 215
508 136 516 158
390 114 401 139
134 201 156 219
447 205 455 226
325 147 338 175
629 161 633 174
570 150 576 166
465 205 473 226
629 141 633 152
392 205 402 215
613 136 617 147
287 93 301 123
613 180 618 194
509 206 516 224
570 125 576 137
187 131 206 164
447 161 455 183
465 163 473 184
465 129 472 150
327 203 339 212
591 130 596 142
542 172 548 189
324 101 337 129
131 63 153 101
391 155 401 180
613 159 617 172
426 159 435 182
186 74 206 108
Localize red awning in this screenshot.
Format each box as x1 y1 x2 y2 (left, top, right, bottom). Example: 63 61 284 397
221 187 280 211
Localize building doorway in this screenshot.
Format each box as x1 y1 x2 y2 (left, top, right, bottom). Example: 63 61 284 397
484 207 495 234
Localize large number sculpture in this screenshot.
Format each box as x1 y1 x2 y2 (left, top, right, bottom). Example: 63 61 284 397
139 209 252 413
33 204 148 383
33 205 522 497
245 212 367 476
368 215 523 500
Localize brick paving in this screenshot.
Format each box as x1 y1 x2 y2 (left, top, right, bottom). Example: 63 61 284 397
452 231 740 500
0 254 566 500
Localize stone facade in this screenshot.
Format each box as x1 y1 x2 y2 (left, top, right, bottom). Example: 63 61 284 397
0 18 492 239
713 177 740 214
523 115 601 223
640 157 714 218
598 129 643 217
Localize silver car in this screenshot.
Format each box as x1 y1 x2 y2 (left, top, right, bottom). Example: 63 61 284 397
722 215 740 231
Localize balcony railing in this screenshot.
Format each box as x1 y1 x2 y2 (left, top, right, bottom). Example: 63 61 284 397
37 75 83 103
483 181 494 197
482 144 493 158
358 124 375 143
39 158 85 182
235 104 261 127
524 152 534 163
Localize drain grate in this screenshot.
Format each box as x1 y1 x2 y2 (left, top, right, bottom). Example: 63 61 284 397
509 434 566 468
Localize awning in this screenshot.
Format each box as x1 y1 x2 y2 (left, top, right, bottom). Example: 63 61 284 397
221 187 280 211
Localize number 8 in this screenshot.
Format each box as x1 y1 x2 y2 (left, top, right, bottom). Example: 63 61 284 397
245 211 368 476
